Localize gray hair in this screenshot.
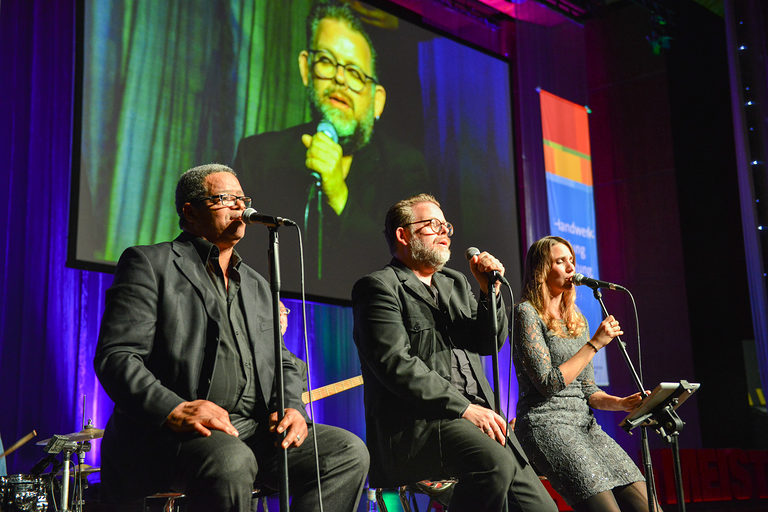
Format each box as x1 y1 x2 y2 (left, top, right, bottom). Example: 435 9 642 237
383 193 440 255
175 163 236 228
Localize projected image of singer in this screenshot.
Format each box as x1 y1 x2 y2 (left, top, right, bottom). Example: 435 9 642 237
233 2 427 292
352 194 556 512
514 236 652 512
94 164 368 511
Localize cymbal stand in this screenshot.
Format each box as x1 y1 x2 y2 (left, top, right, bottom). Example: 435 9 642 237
61 445 73 512
71 441 91 512
42 434 90 512
43 435 77 512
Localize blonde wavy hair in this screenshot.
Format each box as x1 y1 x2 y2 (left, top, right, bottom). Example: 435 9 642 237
520 236 585 337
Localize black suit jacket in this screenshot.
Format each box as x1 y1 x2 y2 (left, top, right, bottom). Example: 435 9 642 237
94 234 304 498
352 259 528 486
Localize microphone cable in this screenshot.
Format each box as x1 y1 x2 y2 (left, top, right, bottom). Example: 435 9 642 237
464 248 516 423
625 288 644 388
621 286 658 505
294 226 325 512
303 174 324 280
496 279 515 423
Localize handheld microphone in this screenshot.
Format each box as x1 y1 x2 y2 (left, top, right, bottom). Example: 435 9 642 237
240 208 296 227
465 247 508 285
572 273 627 291
310 120 339 186
317 119 338 143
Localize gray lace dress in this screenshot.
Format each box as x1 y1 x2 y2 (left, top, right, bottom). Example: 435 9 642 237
513 301 644 505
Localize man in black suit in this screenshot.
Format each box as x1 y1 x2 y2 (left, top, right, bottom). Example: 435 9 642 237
352 194 556 512
233 2 428 295
94 164 368 511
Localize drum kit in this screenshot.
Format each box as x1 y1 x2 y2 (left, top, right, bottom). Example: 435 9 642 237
0 422 103 512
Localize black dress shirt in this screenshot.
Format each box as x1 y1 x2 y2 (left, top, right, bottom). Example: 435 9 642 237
189 236 263 439
423 282 486 406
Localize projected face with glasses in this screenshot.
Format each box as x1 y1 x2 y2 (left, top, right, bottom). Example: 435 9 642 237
307 49 377 93
299 18 386 152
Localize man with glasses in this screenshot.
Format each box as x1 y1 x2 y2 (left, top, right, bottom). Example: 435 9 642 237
233 1 427 290
94 164 368 511
351 194 556 512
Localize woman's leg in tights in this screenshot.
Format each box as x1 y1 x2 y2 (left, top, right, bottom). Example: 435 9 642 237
574 481 657 512
573 490 621 512
614 480 660 512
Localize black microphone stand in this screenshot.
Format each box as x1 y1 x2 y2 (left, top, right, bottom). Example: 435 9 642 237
590 287 690 512
622 380 698 512
486 275 509 512
487 277 503 417
267 226 290 512
590 288 659 511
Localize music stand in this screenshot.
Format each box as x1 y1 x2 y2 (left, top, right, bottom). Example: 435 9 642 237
621 380 700 512
621 381 700 433
587 286 698 512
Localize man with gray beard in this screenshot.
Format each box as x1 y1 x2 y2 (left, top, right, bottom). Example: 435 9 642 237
352 194 557 512
233 2 427 294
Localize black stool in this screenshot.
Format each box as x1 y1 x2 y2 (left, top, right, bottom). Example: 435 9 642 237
143 488 273 512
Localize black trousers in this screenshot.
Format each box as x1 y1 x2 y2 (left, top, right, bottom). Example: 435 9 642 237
172 423 368 512
383 418 558 512
103 423 368 512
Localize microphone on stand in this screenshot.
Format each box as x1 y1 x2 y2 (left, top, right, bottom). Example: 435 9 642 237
240 208 296 228
465 247 509 286
572 273 627 292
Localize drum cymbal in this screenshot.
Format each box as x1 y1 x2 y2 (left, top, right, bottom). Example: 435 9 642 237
55 464 101 477
36 426 105 445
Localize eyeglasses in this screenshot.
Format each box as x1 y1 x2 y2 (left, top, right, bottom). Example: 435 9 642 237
280 307 291 316
196 194 252 209
403 218 454 237
308 49 377 93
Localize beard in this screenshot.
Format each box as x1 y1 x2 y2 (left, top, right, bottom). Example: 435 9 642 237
307 83 376 154
410 236 450 272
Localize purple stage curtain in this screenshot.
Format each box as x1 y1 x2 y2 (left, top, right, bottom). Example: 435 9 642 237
725 0 768 409
0 0 114 473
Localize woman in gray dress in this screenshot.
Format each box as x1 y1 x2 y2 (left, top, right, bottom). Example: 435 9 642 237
513 236 652 511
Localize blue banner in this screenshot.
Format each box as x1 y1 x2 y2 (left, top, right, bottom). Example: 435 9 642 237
546 173 608 385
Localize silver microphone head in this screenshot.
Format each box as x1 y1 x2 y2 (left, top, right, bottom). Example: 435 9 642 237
572 273 587 285
240 207 258 223
465 247 480 261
